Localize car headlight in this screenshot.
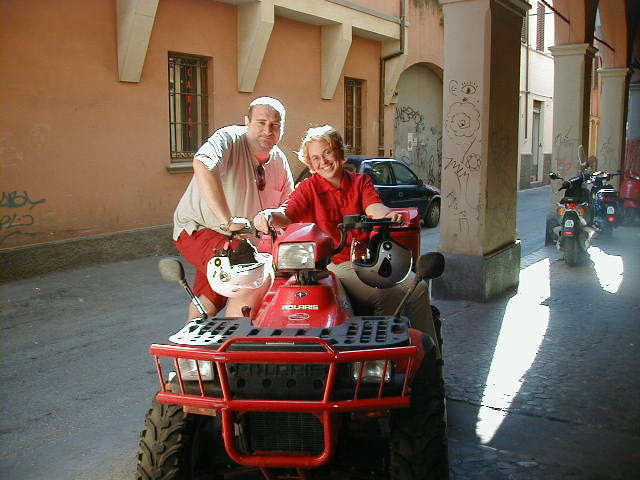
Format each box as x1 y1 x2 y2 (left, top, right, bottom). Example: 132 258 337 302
277 242 316 269
177 359 215 381
352 360 391 383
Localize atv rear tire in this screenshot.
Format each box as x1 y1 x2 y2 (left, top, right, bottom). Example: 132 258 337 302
389 335 449 480
136 397 230 480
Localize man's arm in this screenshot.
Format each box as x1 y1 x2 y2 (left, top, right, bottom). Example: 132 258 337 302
193 158 234 226
254 208 291 233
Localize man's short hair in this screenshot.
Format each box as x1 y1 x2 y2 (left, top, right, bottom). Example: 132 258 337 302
297 125 345 169
247 96 286 124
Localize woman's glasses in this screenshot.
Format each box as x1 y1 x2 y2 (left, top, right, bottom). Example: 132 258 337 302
256 165 266 191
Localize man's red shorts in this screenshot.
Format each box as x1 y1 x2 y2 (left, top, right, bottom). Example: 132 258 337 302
175 229 228 311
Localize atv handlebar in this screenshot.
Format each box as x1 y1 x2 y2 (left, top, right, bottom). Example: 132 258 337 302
331 215 404 255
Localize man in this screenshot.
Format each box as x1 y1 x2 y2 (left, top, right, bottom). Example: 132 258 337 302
173 97 293 320
254 125 439 356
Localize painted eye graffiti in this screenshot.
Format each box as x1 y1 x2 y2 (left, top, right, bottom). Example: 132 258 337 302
461 82 477 95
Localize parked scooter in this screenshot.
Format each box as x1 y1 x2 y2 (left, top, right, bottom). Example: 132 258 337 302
549 147 596 266
620 170 640 224
588 170 622 237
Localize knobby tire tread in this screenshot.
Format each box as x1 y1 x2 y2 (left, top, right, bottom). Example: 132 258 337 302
136 397 190 480
389 334 449 480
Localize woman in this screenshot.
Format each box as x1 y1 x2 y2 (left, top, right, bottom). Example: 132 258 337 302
254 125 438 353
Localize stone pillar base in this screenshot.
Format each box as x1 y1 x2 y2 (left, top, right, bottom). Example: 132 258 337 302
433 241 521 302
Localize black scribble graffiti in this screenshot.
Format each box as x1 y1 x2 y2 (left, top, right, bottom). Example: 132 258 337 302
395 105 442 187
600 136 614 163
394 106 426 133
460 82 477 96
446 191 469 234
445 100 480 139
1 213 34 228
1 190 46 244
444 156 471 192
449 80 459 96
466 153 481 171
1 190 46 209
552 127 573 148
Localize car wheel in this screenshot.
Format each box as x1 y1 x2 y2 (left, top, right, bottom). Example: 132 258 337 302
423 201 440 228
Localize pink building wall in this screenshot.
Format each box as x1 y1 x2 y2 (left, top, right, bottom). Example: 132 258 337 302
0 0 390 249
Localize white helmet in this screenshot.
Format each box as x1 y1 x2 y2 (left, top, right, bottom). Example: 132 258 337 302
207 240 273 297
351 231 412 289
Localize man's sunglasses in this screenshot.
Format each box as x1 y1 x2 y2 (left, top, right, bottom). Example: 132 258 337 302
256 165 266 191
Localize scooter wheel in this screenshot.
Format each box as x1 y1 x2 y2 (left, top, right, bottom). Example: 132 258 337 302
564 237 580 267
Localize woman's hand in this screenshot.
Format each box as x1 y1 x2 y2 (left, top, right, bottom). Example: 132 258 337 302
384 211 405 223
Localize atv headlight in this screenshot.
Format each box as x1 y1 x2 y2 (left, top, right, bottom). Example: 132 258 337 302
277 242 316 269
352 360 391 383
177 359 215 381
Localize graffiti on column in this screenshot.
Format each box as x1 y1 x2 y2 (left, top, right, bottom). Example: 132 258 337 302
552 127 581 176
443 80 481 232
0 190 46 244
599 136 614 168
394 105 442 187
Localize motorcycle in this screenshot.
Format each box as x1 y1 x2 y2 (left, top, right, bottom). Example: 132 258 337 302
620 170 640 224
549 149 597 266
588 170 622 237
136 210 449 480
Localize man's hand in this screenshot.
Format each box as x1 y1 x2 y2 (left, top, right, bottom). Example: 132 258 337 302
220 216 251 233
253 211 271 234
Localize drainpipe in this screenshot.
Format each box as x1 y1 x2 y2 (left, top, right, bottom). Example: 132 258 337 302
378 0 406 157
524 8 529 140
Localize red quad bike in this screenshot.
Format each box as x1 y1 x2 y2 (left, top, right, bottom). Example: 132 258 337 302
136 210 449 480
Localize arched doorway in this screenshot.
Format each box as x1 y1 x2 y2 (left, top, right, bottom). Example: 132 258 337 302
393 63 443 188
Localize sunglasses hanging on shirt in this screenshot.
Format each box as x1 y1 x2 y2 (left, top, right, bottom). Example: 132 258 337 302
256 165 266 191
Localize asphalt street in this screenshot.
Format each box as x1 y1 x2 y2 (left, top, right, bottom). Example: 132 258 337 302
1 185 639 479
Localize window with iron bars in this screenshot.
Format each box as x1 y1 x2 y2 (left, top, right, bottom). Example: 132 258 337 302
344 77 363 155
169 54 209 160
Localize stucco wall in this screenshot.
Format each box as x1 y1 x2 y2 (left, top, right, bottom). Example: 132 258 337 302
0 0 382 249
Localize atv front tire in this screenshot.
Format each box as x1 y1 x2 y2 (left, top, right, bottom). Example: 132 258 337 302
136 397 230 480
389 334 449 480
137 398 190 480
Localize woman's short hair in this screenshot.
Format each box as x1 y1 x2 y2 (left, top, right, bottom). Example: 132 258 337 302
297 125 345 168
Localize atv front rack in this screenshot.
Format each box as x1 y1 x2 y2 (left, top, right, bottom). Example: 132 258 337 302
168 315 411 349
150 331 419 469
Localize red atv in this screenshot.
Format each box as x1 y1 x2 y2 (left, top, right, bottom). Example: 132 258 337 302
136 211 448 480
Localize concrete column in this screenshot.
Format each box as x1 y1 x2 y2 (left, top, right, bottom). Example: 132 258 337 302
596 68 630 186
548 44 597 185
434 0 527 301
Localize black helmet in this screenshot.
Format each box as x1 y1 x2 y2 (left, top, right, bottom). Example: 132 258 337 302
351 230 412 288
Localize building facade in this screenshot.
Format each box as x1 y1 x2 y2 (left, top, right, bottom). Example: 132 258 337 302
0 0 444 258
